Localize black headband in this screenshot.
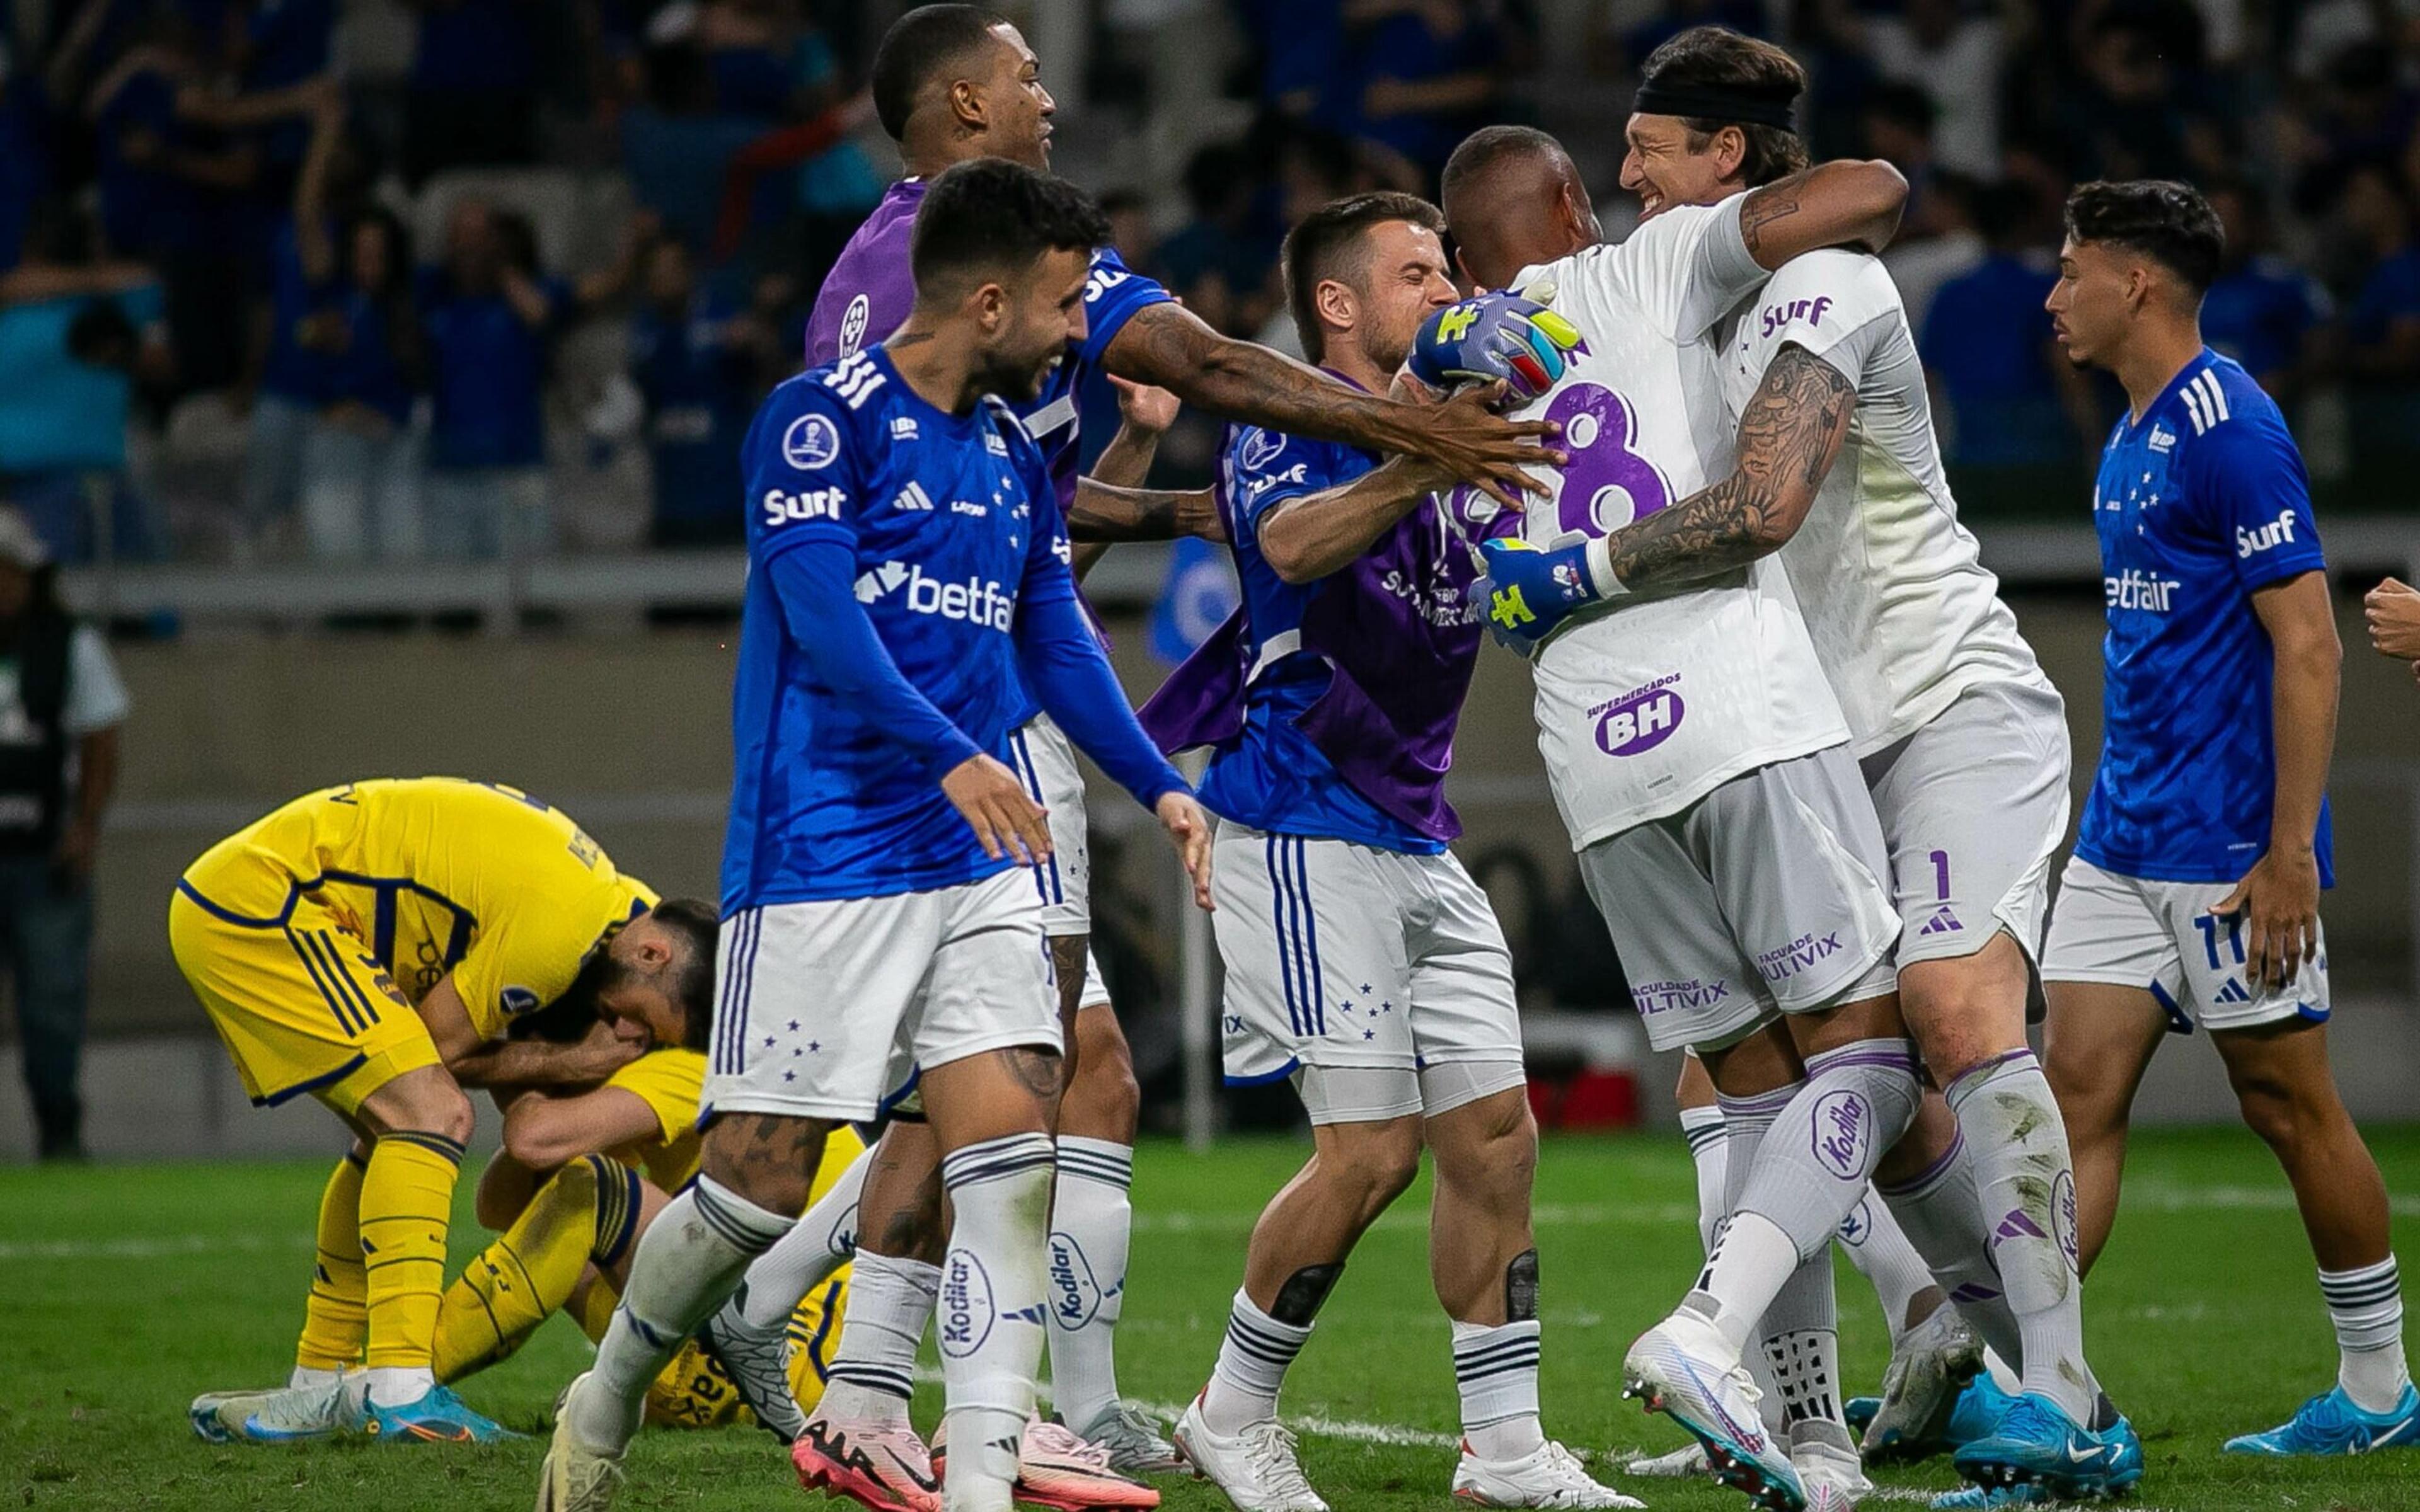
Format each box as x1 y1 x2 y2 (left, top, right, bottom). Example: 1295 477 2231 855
1632 81 1799 130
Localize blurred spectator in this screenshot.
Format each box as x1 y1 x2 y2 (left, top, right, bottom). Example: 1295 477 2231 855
1919 181 2082 478
1826 0 2005 180
627 234 763 548
234 0 335 181
418 200 645 559
2200 178 2335 406
0 41 50 275
1347 0 1507 181
1885 171 1987 337
1156 142 1279 339
403 0 538 186
0 205 171 562
0 504 125 1162
2340 165 2420 478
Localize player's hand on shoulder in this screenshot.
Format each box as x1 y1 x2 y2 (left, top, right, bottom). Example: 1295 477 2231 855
2363 575 2420 660
1475 537 1599 656
942 753 1053 867
1409 280 1583 402
1154 791 1215 912
2210 847 2321 994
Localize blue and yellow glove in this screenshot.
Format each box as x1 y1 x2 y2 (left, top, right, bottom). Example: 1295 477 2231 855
1473 537 1601 655
1410 282 1584 401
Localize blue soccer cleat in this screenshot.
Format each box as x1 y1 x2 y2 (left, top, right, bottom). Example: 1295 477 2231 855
1950 1392 2143 1501
2224 1382 2420 1456
364 1382 517 1444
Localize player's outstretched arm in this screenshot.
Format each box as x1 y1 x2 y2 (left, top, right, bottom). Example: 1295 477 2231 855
1736 159 1908 269
1259 453 1461 584
1102 300 1561 509
1066 479 1223 545
2215 569 2339 990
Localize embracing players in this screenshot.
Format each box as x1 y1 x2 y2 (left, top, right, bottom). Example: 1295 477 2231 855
2039 179 2415 1456
535 159 1214 1512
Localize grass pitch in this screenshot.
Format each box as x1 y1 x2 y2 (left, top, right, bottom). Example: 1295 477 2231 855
6 1126 2419 1511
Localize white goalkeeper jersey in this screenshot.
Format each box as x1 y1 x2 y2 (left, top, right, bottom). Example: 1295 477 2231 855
1715 249 2051 756
1480 198 1851 848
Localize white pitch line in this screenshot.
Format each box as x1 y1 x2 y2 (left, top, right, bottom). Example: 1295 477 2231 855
0 1232 310 1262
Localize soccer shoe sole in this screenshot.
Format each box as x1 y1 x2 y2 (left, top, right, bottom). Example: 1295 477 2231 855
1863 1321 1985 1463
1622 1343 1804 1512
1006 1471 1163 1511
1950 1452 2143 1503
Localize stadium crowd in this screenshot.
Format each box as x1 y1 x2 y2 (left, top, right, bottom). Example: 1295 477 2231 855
3 0 2419 569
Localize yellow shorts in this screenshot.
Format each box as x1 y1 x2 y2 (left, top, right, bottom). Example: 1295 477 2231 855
170 871 436 1118
642 1274 848 1429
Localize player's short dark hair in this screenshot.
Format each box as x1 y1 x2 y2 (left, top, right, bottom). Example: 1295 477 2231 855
1439 125 1568 209
1282 192 1448 364
648 898 719 1051
911 159 1109 302
2063 179 2225 295
871 4 1009 141
1637 26 1811 188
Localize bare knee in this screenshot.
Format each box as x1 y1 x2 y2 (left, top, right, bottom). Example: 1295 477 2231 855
1062 1005 1140 1142
359 1065 475 1145
1431 1087 1537 1190
1318 1121 1424 1220
1900 941 2030 1080
700 1112 833 1215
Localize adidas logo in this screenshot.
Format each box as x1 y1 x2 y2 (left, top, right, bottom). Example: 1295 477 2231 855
893 481 934 512
2215 977 2252 1004
1920 905 1963 936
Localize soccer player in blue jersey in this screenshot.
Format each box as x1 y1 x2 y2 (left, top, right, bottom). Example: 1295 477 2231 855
2039 179 2416 1460
534 159 1214 1512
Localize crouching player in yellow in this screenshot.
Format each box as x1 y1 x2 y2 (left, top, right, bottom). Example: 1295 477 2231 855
426 996 862 1430
175 777 718 1445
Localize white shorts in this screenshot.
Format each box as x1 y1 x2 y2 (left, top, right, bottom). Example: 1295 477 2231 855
702 868 1063 1123
2041 857 2332 1034
1862 679 2070 970
1008 714 1091 937
1076 946 1110 1011
1210 822 1524 1092
1577 746 1901 1053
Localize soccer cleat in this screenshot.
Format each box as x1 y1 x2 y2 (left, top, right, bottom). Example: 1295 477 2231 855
1070 1402 1188 1476
194 1375 367 1443
1928 1483 2061 1509
1950 1392 2143 1501
1853 1369 2013 1463
536 1376 626 1511
1003 1419 1161 1510
1622 1311 1805 1511
699 1303 806 1442
365 1382 516 1443
1451 1438 1643 1508
792 1412 943 1512
2223 1382 2420 1455
1862 1306 1984 1462
1621 1441 1708 1478
1789 1420 1870 1511
1172 1392 1329 1512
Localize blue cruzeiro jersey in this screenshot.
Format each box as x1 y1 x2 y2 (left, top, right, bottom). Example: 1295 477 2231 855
722 347 1073 908
2079 348 2334 887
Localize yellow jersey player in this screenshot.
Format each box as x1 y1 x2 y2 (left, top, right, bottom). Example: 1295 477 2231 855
175 777 718 1445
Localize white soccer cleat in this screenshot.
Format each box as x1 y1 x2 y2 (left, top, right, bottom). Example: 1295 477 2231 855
1864 1303 1983 1460
1452 1439 1644 1508
1623 1310 1806 1511
1622 1441 1709 1478
1789 1420 1872 1511
534 1373 626 1512
1172 1392 1329 1512
1071 1402 1188 1476
192 1373 367 1444
700 1301 807 1442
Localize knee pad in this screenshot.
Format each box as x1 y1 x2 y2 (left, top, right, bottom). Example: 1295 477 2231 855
1271 1263 1345 1326
1505 1248 1539 1322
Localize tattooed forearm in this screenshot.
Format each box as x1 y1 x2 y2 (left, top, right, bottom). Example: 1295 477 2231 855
1738 181 1804 263
1736 160 1908 267
1067 478 1218 542
1601 345 1854 592
1107 302 1410 452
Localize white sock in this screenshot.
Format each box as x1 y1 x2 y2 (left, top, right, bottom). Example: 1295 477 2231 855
1945 1050 2096 1422
1046 1137 1135 1433
938 1133 1059 1512
365 1365 432 1408
1876 1126 2028 1373
730 1141 872 1332
1204 1288 1310 1435
2320 1257 2411 1413
1713 1083 1796 1433
1453 1319 1544 1459
570 1176 791 1453
288 1365 346 1390
1680 1105 1729 1256
1983 1347 2020 1395
1694 1213 1801 1362
1838 1189 1941 1341
818 1250 942 1425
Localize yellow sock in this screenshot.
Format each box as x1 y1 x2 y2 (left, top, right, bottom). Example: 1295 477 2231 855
359 1131 464 1372
434 1155 640 1382
571 1273 621 1345
296 1150 369 1372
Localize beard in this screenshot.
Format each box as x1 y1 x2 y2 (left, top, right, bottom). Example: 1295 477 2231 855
980 343 1063 403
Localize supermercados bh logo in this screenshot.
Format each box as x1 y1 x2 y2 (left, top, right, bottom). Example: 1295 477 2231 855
939 1247 995 1358
1591 673 1685 756
1047 1229 1103 1327
1630 977 1729 1016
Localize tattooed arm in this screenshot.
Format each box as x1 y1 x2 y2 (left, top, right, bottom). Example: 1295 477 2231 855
1101 301 1559 508
1735 160 1908 269
1587 345 1856 594
1067 479 1224 544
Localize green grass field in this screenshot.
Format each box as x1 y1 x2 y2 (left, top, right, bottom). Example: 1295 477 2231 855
6 1127 2419 1512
